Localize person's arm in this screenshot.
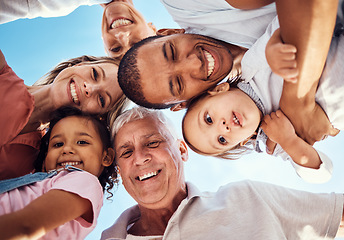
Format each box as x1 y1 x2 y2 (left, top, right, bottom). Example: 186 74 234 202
265 28 298 82
225 0 274 9
261 110 321 169
276 0 339 144
0 189 92 239
0 49 6 71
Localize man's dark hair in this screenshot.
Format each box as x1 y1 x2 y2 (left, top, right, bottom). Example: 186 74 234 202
118 35 175 109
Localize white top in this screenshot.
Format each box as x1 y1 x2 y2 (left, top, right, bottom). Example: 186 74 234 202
240 16 344 183
101 181 343 240
0 0 111 24
160 0 276 48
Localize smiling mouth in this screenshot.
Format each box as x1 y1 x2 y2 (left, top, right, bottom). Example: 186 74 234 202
70 81 80 105
136 170 161 181
111 18 132 29
203 49 215 78
58 161 82 167
233 112 242 127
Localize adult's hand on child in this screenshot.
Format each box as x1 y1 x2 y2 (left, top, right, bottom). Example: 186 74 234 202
265 28 298 83
280 99 339 145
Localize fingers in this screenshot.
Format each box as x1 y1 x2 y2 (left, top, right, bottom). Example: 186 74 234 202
266 138 277 155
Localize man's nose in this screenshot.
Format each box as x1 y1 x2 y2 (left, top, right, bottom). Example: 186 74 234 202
133 151 151 166
175 54 202 78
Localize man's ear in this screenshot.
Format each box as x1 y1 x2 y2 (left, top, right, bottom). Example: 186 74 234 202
170 102 188 112
102 148 115 167
208 82 230 96
178 140 188 162
157 28 185 36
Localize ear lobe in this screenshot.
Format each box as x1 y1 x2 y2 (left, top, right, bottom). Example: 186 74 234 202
157 28 185 36
178 140 188 162
208 82 230 95
170 102 187 112
102 148 115 167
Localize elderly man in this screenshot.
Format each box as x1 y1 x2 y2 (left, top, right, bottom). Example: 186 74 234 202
101 107 344 240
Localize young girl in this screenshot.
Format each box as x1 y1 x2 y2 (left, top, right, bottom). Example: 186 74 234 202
0 106 117 239
182 17 344 184
0 49 127 180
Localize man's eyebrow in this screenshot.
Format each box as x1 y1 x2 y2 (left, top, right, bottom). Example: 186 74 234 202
169 78 175 97
162 42 168 60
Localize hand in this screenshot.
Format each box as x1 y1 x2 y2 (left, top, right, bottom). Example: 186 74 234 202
265 28 298 83
265 137 277 155
280 100 340 145
261 110 296 145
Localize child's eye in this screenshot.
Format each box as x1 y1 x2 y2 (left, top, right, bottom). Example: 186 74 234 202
53 142 64 148
218 136 227 145
120 150 133 158
77 140 89 145
99 95 105 108
147 141 160 148
204 113 213 124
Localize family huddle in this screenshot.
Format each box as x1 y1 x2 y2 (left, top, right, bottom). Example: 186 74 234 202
1 0 344 239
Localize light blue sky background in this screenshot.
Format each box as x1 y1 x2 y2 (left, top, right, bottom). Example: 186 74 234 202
1 1 344 239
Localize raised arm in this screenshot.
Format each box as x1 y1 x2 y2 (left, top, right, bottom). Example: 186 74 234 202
276 0 339 144
0 189 92 239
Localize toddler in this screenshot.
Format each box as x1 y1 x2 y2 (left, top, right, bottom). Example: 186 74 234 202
182 17 344 184
0 106 117 239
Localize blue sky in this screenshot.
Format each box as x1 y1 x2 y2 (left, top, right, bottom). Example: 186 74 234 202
1 1 344 239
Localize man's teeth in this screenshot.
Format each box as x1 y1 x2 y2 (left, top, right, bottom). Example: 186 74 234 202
70 82 79 104
111 18 132 29
204 50 215 77
60 161 81 166
138 171 158 181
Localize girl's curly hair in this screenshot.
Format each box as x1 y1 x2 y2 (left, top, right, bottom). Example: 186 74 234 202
34 106 119 199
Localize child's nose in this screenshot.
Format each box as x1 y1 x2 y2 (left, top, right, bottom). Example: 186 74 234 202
219 120 230 132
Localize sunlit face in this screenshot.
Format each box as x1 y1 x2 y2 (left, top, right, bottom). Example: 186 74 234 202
102 1 156 60
137 34 234 105
183 88 262 154
114 117 187 209
44 116 112 176
50 63 119 114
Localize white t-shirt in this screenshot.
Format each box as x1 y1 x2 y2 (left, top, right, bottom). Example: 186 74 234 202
240 16 344 183
101 181 343 240
0 0 111 24
160 0 276 48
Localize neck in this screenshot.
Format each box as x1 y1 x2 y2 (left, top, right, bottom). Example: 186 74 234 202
23 85 55 133
222 42 248 79
129 184 188 236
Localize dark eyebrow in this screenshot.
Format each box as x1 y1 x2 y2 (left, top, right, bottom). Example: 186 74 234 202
100 66 106 79
162 42 168 60
169 78 175 97
78 132 93 138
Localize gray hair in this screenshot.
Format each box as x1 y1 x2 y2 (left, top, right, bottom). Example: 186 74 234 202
111 107 178 142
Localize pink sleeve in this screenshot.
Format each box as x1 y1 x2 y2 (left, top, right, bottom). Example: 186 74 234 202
51 171 104 228
0 64 35 146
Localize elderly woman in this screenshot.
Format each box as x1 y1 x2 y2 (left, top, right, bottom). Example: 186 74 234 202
0 49 126 180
